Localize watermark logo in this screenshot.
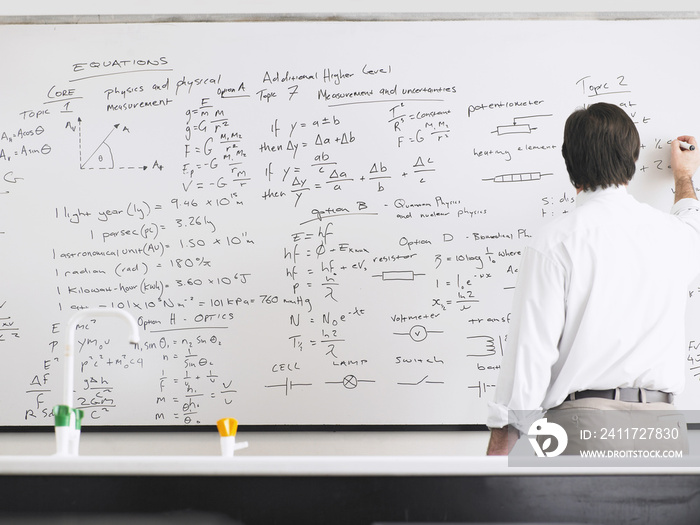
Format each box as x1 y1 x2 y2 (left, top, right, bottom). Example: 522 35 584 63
527 418 568 457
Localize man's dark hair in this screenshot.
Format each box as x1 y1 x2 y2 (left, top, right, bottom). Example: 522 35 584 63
562 102 640 192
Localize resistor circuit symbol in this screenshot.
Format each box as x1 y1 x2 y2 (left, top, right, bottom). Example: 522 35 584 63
326 375 376 389
394 325 443 342
491 114 553 136
372 270 426 281
482 171 552 183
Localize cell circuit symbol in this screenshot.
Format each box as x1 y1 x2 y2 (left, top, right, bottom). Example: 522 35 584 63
467 380 496 398
326 375 376 390
394 324 443 342
482 171 553 183
491 114 553 136
264 377 312 396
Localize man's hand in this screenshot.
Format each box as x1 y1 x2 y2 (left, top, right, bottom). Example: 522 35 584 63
671 135 700 202
486 425 519 456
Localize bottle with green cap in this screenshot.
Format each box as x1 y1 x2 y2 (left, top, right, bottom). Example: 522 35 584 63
53 405 84 456
69 409 85 455
53 405 73 456
53 405 72 427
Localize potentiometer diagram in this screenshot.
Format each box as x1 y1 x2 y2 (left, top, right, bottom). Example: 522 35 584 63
491 114 553 136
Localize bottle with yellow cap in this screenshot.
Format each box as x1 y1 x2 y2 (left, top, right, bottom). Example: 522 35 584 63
217 418 249 457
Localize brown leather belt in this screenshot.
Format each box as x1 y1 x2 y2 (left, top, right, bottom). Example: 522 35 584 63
569 388 673 404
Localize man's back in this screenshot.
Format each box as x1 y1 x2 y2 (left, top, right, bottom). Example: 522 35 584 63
486 103 700 455
519 185 700 410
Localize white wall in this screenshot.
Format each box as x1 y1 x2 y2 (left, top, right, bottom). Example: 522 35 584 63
0 0 696 17
0 0 696 457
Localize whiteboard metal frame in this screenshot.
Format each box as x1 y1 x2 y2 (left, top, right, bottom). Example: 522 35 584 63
0 12 700 24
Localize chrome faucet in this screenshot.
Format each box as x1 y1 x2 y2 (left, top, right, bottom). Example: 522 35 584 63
56 308 139 455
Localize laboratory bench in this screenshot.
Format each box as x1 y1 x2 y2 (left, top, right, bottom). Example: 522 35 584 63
0 456 699 524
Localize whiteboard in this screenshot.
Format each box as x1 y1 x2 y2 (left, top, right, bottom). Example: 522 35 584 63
2 19 700 426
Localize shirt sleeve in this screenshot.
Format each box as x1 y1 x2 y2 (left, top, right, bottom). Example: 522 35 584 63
671 197 700 230
670 197 700 275
486 246 567 432
671 195 700 216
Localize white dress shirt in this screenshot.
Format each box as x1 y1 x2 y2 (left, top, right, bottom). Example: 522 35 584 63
487 185 700 431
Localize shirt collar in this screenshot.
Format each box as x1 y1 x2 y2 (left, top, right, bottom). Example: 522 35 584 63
575 184 629 208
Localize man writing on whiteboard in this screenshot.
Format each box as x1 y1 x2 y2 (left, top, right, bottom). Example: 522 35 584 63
486 102 700 456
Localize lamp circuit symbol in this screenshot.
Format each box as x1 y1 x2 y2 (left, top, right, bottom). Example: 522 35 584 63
325 375 375 389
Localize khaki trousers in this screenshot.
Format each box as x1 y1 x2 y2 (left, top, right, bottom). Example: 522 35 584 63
542 397 688 456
